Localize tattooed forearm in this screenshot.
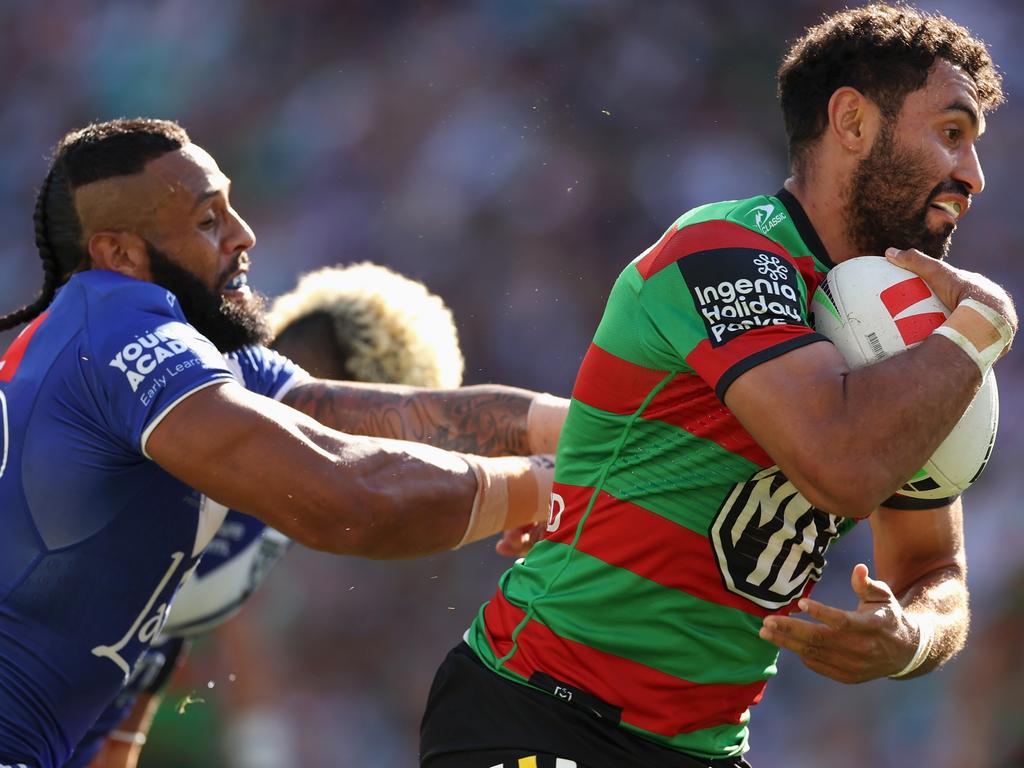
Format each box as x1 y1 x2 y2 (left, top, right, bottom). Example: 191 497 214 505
282 381 533 456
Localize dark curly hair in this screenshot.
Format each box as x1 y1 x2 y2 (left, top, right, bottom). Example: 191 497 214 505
778 3 1003 174
0 118 189 331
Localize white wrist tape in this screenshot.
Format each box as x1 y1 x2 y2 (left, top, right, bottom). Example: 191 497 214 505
527 393 569 455
456 454 554 549
889 618 935 679
932 298 1012 377
109 729 148 746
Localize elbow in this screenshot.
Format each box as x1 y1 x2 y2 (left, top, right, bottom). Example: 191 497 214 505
791 455 893 519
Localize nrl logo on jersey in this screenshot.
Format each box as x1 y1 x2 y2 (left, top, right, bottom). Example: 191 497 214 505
750 203 786 235
108 328 193 392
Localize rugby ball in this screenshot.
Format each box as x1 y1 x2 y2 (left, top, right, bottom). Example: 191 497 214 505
811 256 998 500
161 507 292 638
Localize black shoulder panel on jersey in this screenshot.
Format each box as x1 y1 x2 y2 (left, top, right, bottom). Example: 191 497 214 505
675 247 805 348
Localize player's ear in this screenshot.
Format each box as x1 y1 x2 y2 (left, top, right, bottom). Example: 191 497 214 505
87 231 149 280
827 86 881 156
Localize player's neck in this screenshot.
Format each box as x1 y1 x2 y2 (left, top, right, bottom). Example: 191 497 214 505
783 175 860 266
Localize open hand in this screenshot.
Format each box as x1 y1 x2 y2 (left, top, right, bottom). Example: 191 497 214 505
758 563 920 683
495 522 544 558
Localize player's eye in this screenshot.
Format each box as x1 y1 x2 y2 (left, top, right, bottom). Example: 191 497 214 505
198 212 217 230
943 127 962 144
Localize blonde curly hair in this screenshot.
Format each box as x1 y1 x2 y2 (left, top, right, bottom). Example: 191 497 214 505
268 262 464 388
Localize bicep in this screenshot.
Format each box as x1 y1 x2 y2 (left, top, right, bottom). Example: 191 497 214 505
144 381 359 540
722 339 852 507
723 338 847 438
869 498 965 596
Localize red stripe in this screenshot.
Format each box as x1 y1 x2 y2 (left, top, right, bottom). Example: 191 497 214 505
570 345 772 466
644 373 772 466
686 325 819 393
895 312 946 346
792 254 826 298
545 483 808 618
880 277 932 318
484 590 768 737
0 312 49 383
571 343 668 414
635 220 790 279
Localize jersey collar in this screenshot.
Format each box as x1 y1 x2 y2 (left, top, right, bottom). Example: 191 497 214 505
776 188 836 269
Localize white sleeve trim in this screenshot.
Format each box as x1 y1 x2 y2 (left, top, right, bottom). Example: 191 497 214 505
272 371 312 403
140 377 234 459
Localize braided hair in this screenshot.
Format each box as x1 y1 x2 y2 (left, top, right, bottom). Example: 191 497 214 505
0 118 190 331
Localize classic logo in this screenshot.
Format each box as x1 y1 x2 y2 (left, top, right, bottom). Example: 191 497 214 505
752 204 774 229
680 247 804 347
710 466 841 609
751 203 786 234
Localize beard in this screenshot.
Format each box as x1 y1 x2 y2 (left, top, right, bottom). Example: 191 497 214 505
145 241 271 353
844 123 965 261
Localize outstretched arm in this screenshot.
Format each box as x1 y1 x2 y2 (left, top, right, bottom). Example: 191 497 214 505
758 498 967 682
281 381 567 457
146 382 553 558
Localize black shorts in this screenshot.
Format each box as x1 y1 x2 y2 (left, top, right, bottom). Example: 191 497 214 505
420 643 752 768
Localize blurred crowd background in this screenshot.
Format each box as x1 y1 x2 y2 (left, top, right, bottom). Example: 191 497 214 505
1 1 1022 766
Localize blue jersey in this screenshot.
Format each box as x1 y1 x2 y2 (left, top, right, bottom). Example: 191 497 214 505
64 519 293 768
0 271 304 768
65 351 300 768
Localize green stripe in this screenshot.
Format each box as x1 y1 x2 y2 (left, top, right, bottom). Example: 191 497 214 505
500 364 677 667
593 264 711 373
503 544 778 685
592 266 695 371
557 401 759 536
813 285 841 323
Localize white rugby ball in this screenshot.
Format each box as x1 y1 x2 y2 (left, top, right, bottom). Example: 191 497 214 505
811 256 998 500
161 513 291 639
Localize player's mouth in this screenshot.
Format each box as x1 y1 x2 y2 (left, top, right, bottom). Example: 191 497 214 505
220 269 250 302
928 196 968 226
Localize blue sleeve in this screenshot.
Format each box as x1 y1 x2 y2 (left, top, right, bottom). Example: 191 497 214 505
224 345 310 400
85 281 237 455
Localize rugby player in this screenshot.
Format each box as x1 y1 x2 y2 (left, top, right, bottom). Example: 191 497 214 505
0 119 567 768
419 6 1017 768
77 262 471 768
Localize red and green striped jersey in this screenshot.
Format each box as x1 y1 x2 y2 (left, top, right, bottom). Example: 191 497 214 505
468 190 859 761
